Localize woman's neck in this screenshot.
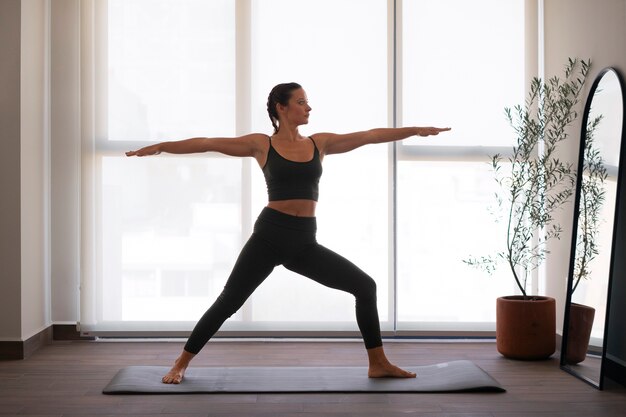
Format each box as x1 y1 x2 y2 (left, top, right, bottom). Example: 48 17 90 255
275 126 301 142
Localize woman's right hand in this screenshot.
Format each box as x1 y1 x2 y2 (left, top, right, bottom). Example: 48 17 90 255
125 144 161 157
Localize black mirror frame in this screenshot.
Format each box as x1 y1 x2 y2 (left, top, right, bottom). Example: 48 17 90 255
560 67 626 389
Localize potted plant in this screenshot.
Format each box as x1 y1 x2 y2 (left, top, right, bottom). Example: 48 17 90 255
465 58 591 359
565 112 607 364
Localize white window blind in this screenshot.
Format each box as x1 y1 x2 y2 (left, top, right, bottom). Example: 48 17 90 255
80 0 391 335
396 0 528 331
80 0 530 336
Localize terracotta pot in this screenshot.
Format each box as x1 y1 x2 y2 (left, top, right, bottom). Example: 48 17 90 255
564 303 596 365
496 295 556 360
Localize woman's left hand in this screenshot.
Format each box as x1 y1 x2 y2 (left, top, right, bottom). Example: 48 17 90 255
125 144 162 157
415 127 452 137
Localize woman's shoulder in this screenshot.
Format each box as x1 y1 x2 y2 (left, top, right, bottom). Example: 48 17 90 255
309 132 335 146
243 132 271 140
309 132 333 143
237 133 271 147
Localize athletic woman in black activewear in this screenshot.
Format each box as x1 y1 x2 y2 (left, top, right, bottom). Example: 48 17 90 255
126 82 450 383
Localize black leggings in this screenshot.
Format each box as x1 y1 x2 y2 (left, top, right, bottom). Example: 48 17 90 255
184 207 383 353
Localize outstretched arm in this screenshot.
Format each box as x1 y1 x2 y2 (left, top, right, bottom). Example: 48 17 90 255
313 127 451 156
125 133 266 158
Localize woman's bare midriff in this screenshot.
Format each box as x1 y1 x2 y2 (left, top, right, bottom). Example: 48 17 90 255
267 199 317 217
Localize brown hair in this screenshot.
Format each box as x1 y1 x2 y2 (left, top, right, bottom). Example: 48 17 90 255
266 82 302 134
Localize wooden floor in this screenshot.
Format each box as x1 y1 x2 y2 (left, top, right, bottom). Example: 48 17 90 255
1 339 625 416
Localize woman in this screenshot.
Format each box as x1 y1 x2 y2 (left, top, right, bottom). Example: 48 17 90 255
126 82 450 383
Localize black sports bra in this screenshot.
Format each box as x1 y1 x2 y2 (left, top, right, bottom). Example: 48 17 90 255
262 136 323 201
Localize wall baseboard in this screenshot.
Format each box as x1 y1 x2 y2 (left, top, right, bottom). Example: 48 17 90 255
52 324 95 341
0 324 95 360
0 341 27 360
0 326 52 360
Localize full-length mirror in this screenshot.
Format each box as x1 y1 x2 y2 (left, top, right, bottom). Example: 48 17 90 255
561 67 625 389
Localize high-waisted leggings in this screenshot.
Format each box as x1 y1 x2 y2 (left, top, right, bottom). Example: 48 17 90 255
184 207 383 354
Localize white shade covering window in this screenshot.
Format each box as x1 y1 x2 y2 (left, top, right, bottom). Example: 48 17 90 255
80 0 529 336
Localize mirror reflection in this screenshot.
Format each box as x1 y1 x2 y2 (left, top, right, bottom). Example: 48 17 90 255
561 68 625 389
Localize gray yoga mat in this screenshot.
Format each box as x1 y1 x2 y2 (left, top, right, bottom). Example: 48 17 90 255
102 360 504 394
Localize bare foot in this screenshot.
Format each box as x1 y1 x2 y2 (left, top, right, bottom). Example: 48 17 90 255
162 364 186 384
368 362 417 378
366 345 416 378
162 351 195 384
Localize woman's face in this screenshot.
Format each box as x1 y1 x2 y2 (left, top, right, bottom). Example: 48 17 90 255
280 88 311 127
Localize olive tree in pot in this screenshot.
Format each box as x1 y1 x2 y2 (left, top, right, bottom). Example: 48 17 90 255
565 113 607 365
465 58 591 360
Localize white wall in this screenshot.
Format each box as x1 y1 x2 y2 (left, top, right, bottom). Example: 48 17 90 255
0 0 51 342
0 0 23 341
21 0 51 340
50 0 81 324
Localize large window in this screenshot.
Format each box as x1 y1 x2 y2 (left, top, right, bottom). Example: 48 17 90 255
82 0 390 334
247 0 390 330
106 0 236 141
397 0 526 331
81 0 529 335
